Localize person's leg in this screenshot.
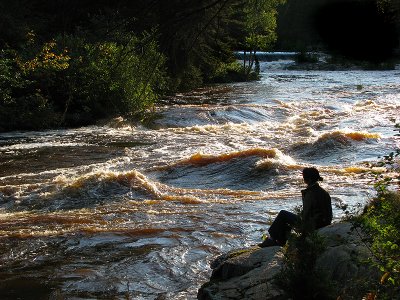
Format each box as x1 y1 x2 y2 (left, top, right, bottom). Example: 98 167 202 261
267 210 298 244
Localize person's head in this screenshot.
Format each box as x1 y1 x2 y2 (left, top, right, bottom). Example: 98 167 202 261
302 167 323 185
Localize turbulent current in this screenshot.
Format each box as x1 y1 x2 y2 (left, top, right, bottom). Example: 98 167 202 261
1 59 400 299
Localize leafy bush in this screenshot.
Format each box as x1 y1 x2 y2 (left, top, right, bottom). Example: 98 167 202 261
356 167 400 299
0 32 168 130
0 0 287 131
361 193 400 282
208 61 252 83
351 124 400 299
0 50 59 131
275 230 335 300
171 64 203 92
59 33 167 124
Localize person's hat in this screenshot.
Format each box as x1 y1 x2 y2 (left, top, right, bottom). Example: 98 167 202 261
302 167 323 182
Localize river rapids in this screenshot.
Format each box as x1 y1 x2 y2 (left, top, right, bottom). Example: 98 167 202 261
0 58 399 299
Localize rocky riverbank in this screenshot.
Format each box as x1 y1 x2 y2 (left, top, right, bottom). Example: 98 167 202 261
198 222 379 300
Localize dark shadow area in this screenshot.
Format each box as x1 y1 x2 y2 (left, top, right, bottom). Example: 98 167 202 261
314 0 399 61
0 276 58 300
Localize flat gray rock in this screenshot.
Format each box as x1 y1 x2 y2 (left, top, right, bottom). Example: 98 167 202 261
198 222 378 300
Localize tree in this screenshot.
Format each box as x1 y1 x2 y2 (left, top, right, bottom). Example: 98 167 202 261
241 0 285 77
0 0 287 130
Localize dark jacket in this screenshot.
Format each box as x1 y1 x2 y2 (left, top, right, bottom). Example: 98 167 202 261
301 183 332 229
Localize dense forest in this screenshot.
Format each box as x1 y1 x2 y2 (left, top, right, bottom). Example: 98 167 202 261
0 0 399 131
0 0 285 131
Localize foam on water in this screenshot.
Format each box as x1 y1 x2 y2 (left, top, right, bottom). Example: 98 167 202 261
1 62 399 299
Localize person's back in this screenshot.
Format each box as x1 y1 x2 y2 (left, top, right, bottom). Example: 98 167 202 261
301 182 332 229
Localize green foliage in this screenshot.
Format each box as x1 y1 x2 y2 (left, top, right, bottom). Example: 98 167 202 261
359 138 400 298
0 50 59 130
357 192 400 298
275 230 335 300
172 64 203 92
243 0 285 51
239 0 285 79
208 61 252 83
0 0 285 131
350 123 400 298
0 32 168 130
0 50 25 104
61 33 167 122
372 123 400 195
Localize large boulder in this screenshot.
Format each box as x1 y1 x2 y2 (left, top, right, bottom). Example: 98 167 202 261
198 222 378 300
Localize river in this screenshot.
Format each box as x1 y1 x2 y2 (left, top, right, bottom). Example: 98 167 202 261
0 57 399 299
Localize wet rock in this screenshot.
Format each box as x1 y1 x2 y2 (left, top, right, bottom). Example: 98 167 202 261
198 245 284 300
198 222 378 300
317 223 378 285
211 246 282 281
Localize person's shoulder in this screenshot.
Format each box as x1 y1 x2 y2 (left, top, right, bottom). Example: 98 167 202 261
317 184 331 197
304 183 329 196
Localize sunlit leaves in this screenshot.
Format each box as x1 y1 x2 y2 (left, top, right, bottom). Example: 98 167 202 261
17 40 70 73
243 0 283 50
360 192 400 296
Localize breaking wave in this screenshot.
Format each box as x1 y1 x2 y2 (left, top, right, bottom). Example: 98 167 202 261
318 130 380 142
149 148 300 191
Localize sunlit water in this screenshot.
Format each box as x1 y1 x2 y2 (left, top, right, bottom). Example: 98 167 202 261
0 59 399 299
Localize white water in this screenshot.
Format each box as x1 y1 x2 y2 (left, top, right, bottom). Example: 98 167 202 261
0 59 399 299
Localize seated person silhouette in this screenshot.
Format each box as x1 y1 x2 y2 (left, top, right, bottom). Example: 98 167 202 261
259 167 332 247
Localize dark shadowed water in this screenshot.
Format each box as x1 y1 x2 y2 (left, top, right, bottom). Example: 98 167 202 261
0 58 399 299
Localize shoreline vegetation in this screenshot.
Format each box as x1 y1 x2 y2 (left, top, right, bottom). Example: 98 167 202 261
2 0 399 132
0 0 285 132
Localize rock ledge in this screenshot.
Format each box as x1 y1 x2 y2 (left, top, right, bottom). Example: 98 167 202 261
198 222 377 300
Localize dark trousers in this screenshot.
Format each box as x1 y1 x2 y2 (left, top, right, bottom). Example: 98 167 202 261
268 210 298 243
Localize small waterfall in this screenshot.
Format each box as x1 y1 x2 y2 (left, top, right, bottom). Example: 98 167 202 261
234 51 298 61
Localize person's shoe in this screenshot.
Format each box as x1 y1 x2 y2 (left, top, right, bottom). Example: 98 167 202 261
257 237 278 248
